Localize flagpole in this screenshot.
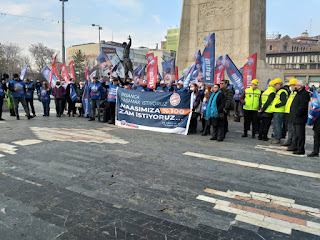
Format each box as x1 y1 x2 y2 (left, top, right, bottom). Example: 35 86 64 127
60 0 68 63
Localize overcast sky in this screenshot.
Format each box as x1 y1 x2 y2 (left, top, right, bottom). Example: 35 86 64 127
0 0 319 55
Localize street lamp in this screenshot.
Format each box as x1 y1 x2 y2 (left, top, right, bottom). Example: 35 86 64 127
60 0 68 63
92 24 102 51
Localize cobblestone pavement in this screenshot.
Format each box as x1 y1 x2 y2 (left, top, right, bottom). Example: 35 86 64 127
0 101 319 240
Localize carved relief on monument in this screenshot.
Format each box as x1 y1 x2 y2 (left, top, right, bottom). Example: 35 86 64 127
197 30 233 53
199 0 234 20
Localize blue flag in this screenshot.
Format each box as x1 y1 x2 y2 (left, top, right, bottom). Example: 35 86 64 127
307 90 320 126
202 33 215 84
265 78 271 90
70 84 78 102
41 66 59 88
157 71 163 81
191 50 202 83
222 54 244 100
20 65 28 81
183 63 195 88
82 80 90 117
162 59 175 85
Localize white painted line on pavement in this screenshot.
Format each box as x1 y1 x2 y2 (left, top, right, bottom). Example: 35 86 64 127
0 171 43 187
184 152 320 179
12 139 43 146
255 145 306 157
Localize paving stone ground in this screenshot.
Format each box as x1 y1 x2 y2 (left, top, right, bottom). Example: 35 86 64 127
0 101 320 240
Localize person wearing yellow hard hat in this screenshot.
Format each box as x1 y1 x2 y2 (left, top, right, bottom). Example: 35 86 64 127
282 78 297 147
258 79 276 141
270 78 288 144
239 79 261 138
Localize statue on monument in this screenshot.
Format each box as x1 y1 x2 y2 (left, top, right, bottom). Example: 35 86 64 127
122 36 134 80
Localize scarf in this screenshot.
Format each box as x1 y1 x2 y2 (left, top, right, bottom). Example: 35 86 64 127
205 90 221 120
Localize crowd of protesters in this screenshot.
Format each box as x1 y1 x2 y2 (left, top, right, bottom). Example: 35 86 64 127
1 72 319 157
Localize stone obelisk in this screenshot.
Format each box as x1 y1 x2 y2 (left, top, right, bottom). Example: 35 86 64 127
176 0 283 84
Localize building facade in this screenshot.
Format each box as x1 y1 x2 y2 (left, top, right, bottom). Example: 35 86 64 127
266 32 320 86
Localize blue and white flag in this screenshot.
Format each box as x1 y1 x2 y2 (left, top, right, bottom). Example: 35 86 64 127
70 84 78 102
308 90 320 126
82 80 90 117
162 59 175 85
20 65 28 81
183 63 195 88
201 33 215 84
89 70 97 82
157 71 163 81
265 78 271 90
191 50 202 83
222 54 244 100
41 66 59 88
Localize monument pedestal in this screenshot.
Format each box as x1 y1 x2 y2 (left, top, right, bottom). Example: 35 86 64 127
176 0 283 86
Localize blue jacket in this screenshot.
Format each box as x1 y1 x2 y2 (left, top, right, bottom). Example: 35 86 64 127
107 84 120 102
25 82 35 99
89 82 103 100
9 79 25 98
156 86 169 92
40 87 51 103
0 81 5 97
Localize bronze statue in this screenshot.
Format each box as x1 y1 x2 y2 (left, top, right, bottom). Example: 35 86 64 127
122 36 134 80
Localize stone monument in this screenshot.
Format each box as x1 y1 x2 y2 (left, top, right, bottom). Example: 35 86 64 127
176 0 283 85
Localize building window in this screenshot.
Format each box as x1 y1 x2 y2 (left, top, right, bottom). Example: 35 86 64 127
276 57 282 64
269 45 272 51
301 55 308 63
300 64 307 69
283 45 288 51
310 64 317 69
311 55 317 63
293 56 300 64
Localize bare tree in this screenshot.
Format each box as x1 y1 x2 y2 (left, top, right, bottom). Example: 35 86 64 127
1 43 22 76
29 43 56 73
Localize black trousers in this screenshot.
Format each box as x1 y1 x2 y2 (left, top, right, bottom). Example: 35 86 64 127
189 112 199 133
259 115 272 139
25 98 35 115
0 96 3 118
55 98 64 116
211 117 224 140
313 131 320 154
109 102 116 123
243 110 258 133
282 113 289 139
223 112 228 136
67 98 76 115
292 123 306 153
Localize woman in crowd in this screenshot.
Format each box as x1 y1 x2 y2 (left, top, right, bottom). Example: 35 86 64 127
76 81 85 117
189 83 202 134
39 81 51 116
201 84 212 136
24 79 36 117
206 84 226 141
52 81 67 117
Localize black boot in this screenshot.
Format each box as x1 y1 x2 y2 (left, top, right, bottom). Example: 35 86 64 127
242 131 248 138
16 115 20 120
307 152 319 157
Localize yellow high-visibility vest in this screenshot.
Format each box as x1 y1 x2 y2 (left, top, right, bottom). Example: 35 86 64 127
243 87 261 111
261 87 276 113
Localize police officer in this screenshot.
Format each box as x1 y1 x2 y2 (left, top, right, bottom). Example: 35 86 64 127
258 80 276 141
282 78 297 147
270 78 288 144
240 79 261 138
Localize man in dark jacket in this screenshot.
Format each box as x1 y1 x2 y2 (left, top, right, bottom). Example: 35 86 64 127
220 80 233 137
288 80 310 154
